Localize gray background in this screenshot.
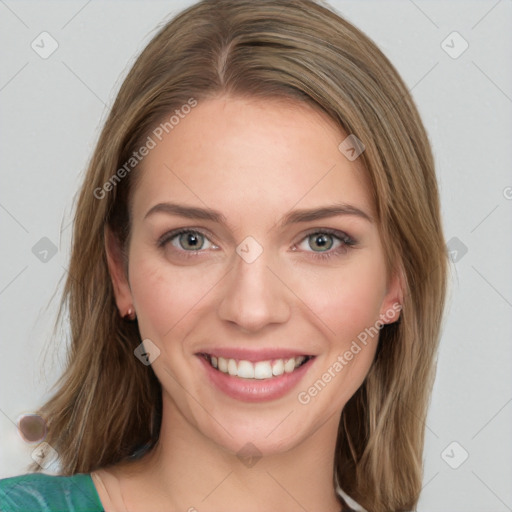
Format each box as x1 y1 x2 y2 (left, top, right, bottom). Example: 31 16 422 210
1 1 511 510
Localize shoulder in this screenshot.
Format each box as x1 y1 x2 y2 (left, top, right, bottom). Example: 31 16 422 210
0 473 103 512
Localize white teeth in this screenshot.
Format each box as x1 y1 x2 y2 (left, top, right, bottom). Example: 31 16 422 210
284 358 296 373
209 355 309 380
237 360 255 379
272 359 284 376
254 361 273 379
227 359 238 376
218 357 228 373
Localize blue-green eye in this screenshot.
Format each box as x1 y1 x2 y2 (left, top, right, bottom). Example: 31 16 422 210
294 229 357 261
307 233 334 252
159 229 217 252
176 231 205 250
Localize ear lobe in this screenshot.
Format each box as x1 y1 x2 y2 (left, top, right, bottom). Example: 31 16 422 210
379 266 405 324
105 227 133 315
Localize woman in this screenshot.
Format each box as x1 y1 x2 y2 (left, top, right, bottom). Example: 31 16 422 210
0 0 448 511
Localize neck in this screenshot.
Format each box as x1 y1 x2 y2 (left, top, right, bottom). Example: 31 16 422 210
129 392 344 512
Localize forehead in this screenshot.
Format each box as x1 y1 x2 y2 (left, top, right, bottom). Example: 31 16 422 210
131 96 374 225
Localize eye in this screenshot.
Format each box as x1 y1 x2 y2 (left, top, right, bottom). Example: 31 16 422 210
304 233 336 252
158 229 217 252
294 229 356 260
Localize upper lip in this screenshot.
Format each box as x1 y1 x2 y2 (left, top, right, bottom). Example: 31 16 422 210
196 348 314 362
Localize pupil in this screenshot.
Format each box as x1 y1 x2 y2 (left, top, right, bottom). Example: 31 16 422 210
181 232 202 249
311 234 332 251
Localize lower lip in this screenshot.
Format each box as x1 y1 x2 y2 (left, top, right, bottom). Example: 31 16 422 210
198 356 315 402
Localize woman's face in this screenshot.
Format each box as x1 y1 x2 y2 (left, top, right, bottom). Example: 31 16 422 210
108 96 402 456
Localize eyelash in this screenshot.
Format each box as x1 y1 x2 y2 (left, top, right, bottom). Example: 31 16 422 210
157 227 357 262
294 228 357 261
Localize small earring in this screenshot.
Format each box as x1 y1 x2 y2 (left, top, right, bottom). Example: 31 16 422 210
123 307 136 321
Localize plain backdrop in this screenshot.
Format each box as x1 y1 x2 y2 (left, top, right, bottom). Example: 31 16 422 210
1 1 511 511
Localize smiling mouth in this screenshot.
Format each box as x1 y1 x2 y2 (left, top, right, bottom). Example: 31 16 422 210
200 353 314 380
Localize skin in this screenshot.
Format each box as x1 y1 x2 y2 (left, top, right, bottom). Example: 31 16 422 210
100 96 403 512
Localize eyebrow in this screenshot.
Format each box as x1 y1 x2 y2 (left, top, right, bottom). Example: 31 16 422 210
144 201 373 226
282 204 373 225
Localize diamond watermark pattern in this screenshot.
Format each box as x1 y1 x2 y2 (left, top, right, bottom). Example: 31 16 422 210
134 338 161 366
236 236 263 264
338 134 365 161
441 441 469 469
446 236 468 263
441 31 469 59
31 32 59 59
236 442 262 468
31 237 58 263
31 442 59 469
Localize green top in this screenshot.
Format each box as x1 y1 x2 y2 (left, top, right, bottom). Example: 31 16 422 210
0 472 360 512
0 473 103 512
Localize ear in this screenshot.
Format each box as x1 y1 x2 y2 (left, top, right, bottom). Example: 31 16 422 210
105 227 133 316
378 265 405 325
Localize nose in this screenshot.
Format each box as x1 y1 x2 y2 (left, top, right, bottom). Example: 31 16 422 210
217 247 291 333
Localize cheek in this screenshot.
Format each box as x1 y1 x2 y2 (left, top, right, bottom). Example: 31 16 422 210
128 251 220 340
298 255 388 342
296 260 387 406
296 259 385 403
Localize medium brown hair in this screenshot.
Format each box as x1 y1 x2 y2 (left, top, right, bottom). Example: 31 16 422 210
29 1 448 510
